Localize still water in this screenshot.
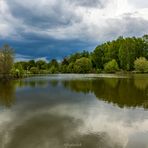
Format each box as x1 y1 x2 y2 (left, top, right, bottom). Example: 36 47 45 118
0 74 148 148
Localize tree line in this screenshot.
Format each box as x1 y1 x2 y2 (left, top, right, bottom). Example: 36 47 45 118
0 35 148 79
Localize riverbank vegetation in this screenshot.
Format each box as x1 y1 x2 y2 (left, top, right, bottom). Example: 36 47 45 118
0 35 148 79
0 44 14 80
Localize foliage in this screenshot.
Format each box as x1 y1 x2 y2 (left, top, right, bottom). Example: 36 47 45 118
91 36 148 71
36 60 47 70
67 62 74 73
48 59 59 69
27 60 36 70
0 44 14 78
11 63 25 78
30 67 39 74
49 66 58 74
1 35 148 78
91 45 104 69
73 57 92 73
134 57 148 73
104 59 119 73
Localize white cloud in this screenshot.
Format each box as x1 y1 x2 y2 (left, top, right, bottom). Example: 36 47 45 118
15 54 32 62
0 0 148 43
129 0 148 9
34 57 48 62
15 54 48 62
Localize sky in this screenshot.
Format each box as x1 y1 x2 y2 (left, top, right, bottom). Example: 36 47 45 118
0 0 148 61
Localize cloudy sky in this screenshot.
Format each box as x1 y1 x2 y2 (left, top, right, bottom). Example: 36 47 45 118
0 0 148 61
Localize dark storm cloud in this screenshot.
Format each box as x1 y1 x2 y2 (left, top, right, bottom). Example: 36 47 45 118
0 37 95 61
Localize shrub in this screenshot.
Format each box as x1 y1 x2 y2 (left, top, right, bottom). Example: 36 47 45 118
67 62 74 73
30 67 39 74
134 57 148 73
104 59 119 73
49 66 58 74
11 63 25 78
74 57 92 73
96 69 102 73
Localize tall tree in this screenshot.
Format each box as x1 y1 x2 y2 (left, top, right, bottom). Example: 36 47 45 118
0 44 14 78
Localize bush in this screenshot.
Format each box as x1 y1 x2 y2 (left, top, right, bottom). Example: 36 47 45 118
67 63 74 73
30 67 39 74
96 69 102 73
39 70 49 74
134 57 148 73
11 63 25 78
48 66 58 74
104 59 119 73
74 57 92 73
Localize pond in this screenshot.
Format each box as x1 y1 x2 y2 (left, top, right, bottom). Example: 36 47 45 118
0 74 148 148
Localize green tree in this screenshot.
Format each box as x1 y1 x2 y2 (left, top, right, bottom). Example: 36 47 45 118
104 59 119 73
19 61 29 70
67 62 75 73
11 63 25 78
49 66 57 74
60 58 69 73
36 60 47 70
28 60 36 70
30 67 39 74
74 57 92 73
48 59 59 72
0 44 14 78
91 45 104 69
134 57 148 73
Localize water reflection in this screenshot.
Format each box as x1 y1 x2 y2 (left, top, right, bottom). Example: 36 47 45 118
0 75 148 109
0 81 16 107
1 112 122 148
0 75 148 148
62 77 148 109
15 79 49 88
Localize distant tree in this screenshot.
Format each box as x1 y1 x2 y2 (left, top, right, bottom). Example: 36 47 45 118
143 34 148 42
118 38 147 70
36 60 47 70
81 50 90 58
118 38 136 70
30 67 39 74
28 60 36 70
134 57 148 73
48 59 59 69
19 61 29 70
104 59 119 73
11 63 24 78
68 53 81 63
61 57 69 65
60 57 69 73
49 66 57 74
0 44 14 78
74 57 92 73
67 62 74 73
91 45 104 69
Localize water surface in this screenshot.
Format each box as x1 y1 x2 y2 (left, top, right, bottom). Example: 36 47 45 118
0 74 148 148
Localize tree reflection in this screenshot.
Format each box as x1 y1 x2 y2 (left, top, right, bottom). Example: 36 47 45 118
62 78 148 109
15 80 49 88
0 81 16 107
62 80 92 94
134 78 148 90
0 76 148 109
49 80 59 87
